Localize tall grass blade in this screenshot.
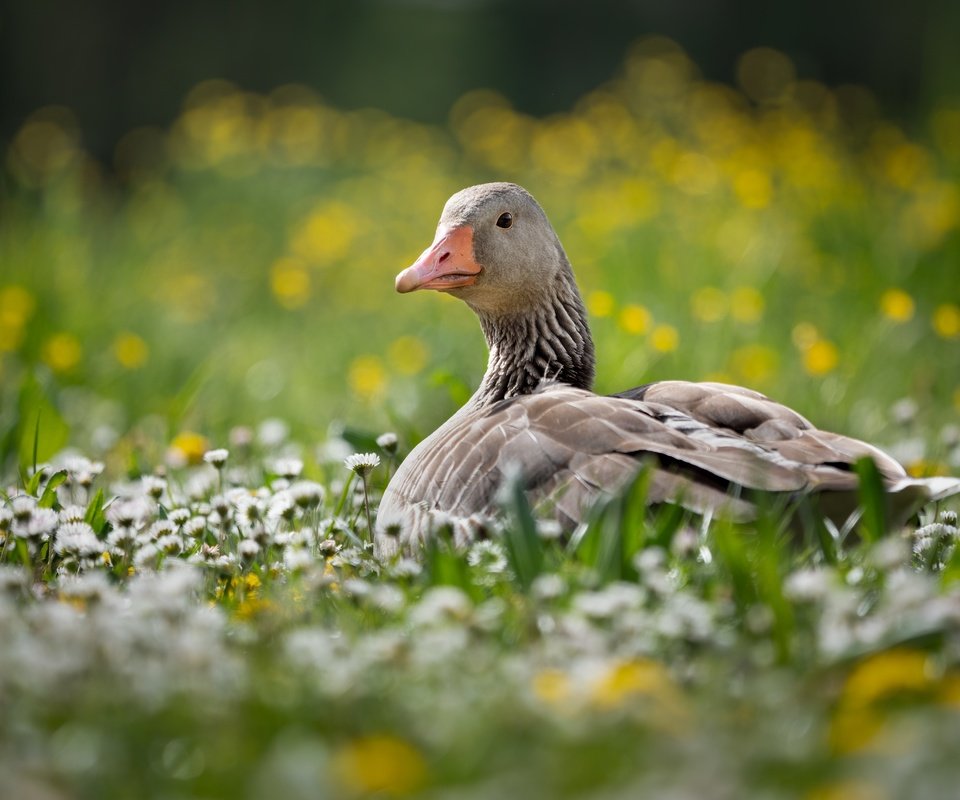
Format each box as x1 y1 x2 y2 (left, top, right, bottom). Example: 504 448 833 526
855 457 887 543
85 489 108 535
499 471 543 591
38 470 68 509
31 411 40 475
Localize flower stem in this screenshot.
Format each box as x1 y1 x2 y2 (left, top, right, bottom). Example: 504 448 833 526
361 474 374 541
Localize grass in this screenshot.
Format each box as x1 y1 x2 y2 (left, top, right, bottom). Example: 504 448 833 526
1 39 960 799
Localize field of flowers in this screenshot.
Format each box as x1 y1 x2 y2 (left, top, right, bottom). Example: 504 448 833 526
2 38 960 799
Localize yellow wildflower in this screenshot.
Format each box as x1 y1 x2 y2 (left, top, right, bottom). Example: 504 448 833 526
843 649 933 708
806 779 886 800
0 285 36 327
590 658 671 709
650 324 679 353
0 320 24 352
388 336 429 375
532 668 572 705
291 201 361 265
235 595 273 621
170 431 210 466
938 674 960 708
802 339 839 376
113 332 149 369
731 344 778 383
587 290 615 318
270 257 311 309
932 303 960 339
42 332 82 373
733 169 773 209
691 286 727 322
618 304 652 335
879 288 914 323
332 735 427 796
349 355 387 400
730 286 765 323
830 648 935 754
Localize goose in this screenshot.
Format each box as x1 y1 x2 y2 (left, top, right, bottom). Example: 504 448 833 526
375 182 959 553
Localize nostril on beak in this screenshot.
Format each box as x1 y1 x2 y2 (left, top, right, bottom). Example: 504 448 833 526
438 251 450 264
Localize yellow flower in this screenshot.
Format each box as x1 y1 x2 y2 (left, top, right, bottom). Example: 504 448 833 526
879 288 914 323
170 431 210 466
532 668 572 705
938 674 960 708
290 201 362 265
0 285 36 327
650 324 679 353
42 332 82 373
802 339 839 376
349 355 387 400
618 304 652 335
843 648 933 708
691 286 727 323
806 779 886 800
587 290 615 318
270 257 311 309
0 320 25 352
730 344 778 383
733 169 773 209
830 648 937 755
906 459 950 478
234 595 273 620
530 117 597 178
730 286 764 323
113 332 149 369
932 303 960 339
332 735 427 796
388 335 429 375
591 659 670 708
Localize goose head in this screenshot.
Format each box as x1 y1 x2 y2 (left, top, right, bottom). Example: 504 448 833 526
395 182 571 316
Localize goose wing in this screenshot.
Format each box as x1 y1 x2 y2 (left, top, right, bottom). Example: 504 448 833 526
379 381 955 544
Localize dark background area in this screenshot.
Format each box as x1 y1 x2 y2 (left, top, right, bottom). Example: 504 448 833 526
1 0 958 161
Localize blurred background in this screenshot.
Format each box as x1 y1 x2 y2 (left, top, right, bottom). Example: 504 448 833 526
1 0 959 474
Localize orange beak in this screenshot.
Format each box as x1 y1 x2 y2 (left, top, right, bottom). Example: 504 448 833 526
395 224 481 293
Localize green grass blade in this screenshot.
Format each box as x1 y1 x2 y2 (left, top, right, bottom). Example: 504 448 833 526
38 470 68 509
31 411 40 476
855 457 887 543
499 472 543 591
85 489 108 535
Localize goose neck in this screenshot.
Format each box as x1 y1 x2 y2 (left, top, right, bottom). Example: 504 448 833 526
474 272 594 404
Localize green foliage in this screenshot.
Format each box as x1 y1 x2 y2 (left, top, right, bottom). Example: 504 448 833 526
855 456 888 544
499 471 544 590
14 375 69 475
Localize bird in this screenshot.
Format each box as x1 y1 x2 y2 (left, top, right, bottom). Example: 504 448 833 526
375 182 959 554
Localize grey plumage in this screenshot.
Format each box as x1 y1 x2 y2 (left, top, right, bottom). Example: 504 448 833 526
377 182 959 554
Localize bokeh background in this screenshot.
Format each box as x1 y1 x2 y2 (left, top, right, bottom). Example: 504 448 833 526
1 0 959 474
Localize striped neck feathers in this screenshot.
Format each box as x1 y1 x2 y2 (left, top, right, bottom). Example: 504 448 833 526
474 268 595 405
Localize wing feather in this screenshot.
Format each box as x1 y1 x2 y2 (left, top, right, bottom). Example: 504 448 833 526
378 380 958 543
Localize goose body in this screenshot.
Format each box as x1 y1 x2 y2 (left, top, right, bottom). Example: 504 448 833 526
376 183 959 552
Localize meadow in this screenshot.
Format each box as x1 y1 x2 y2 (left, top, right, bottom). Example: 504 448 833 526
2 39 960 799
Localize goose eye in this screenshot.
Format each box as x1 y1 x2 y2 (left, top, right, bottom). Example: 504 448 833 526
496 212 513 229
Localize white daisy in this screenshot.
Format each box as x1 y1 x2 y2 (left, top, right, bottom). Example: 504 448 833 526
343 453 380 476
